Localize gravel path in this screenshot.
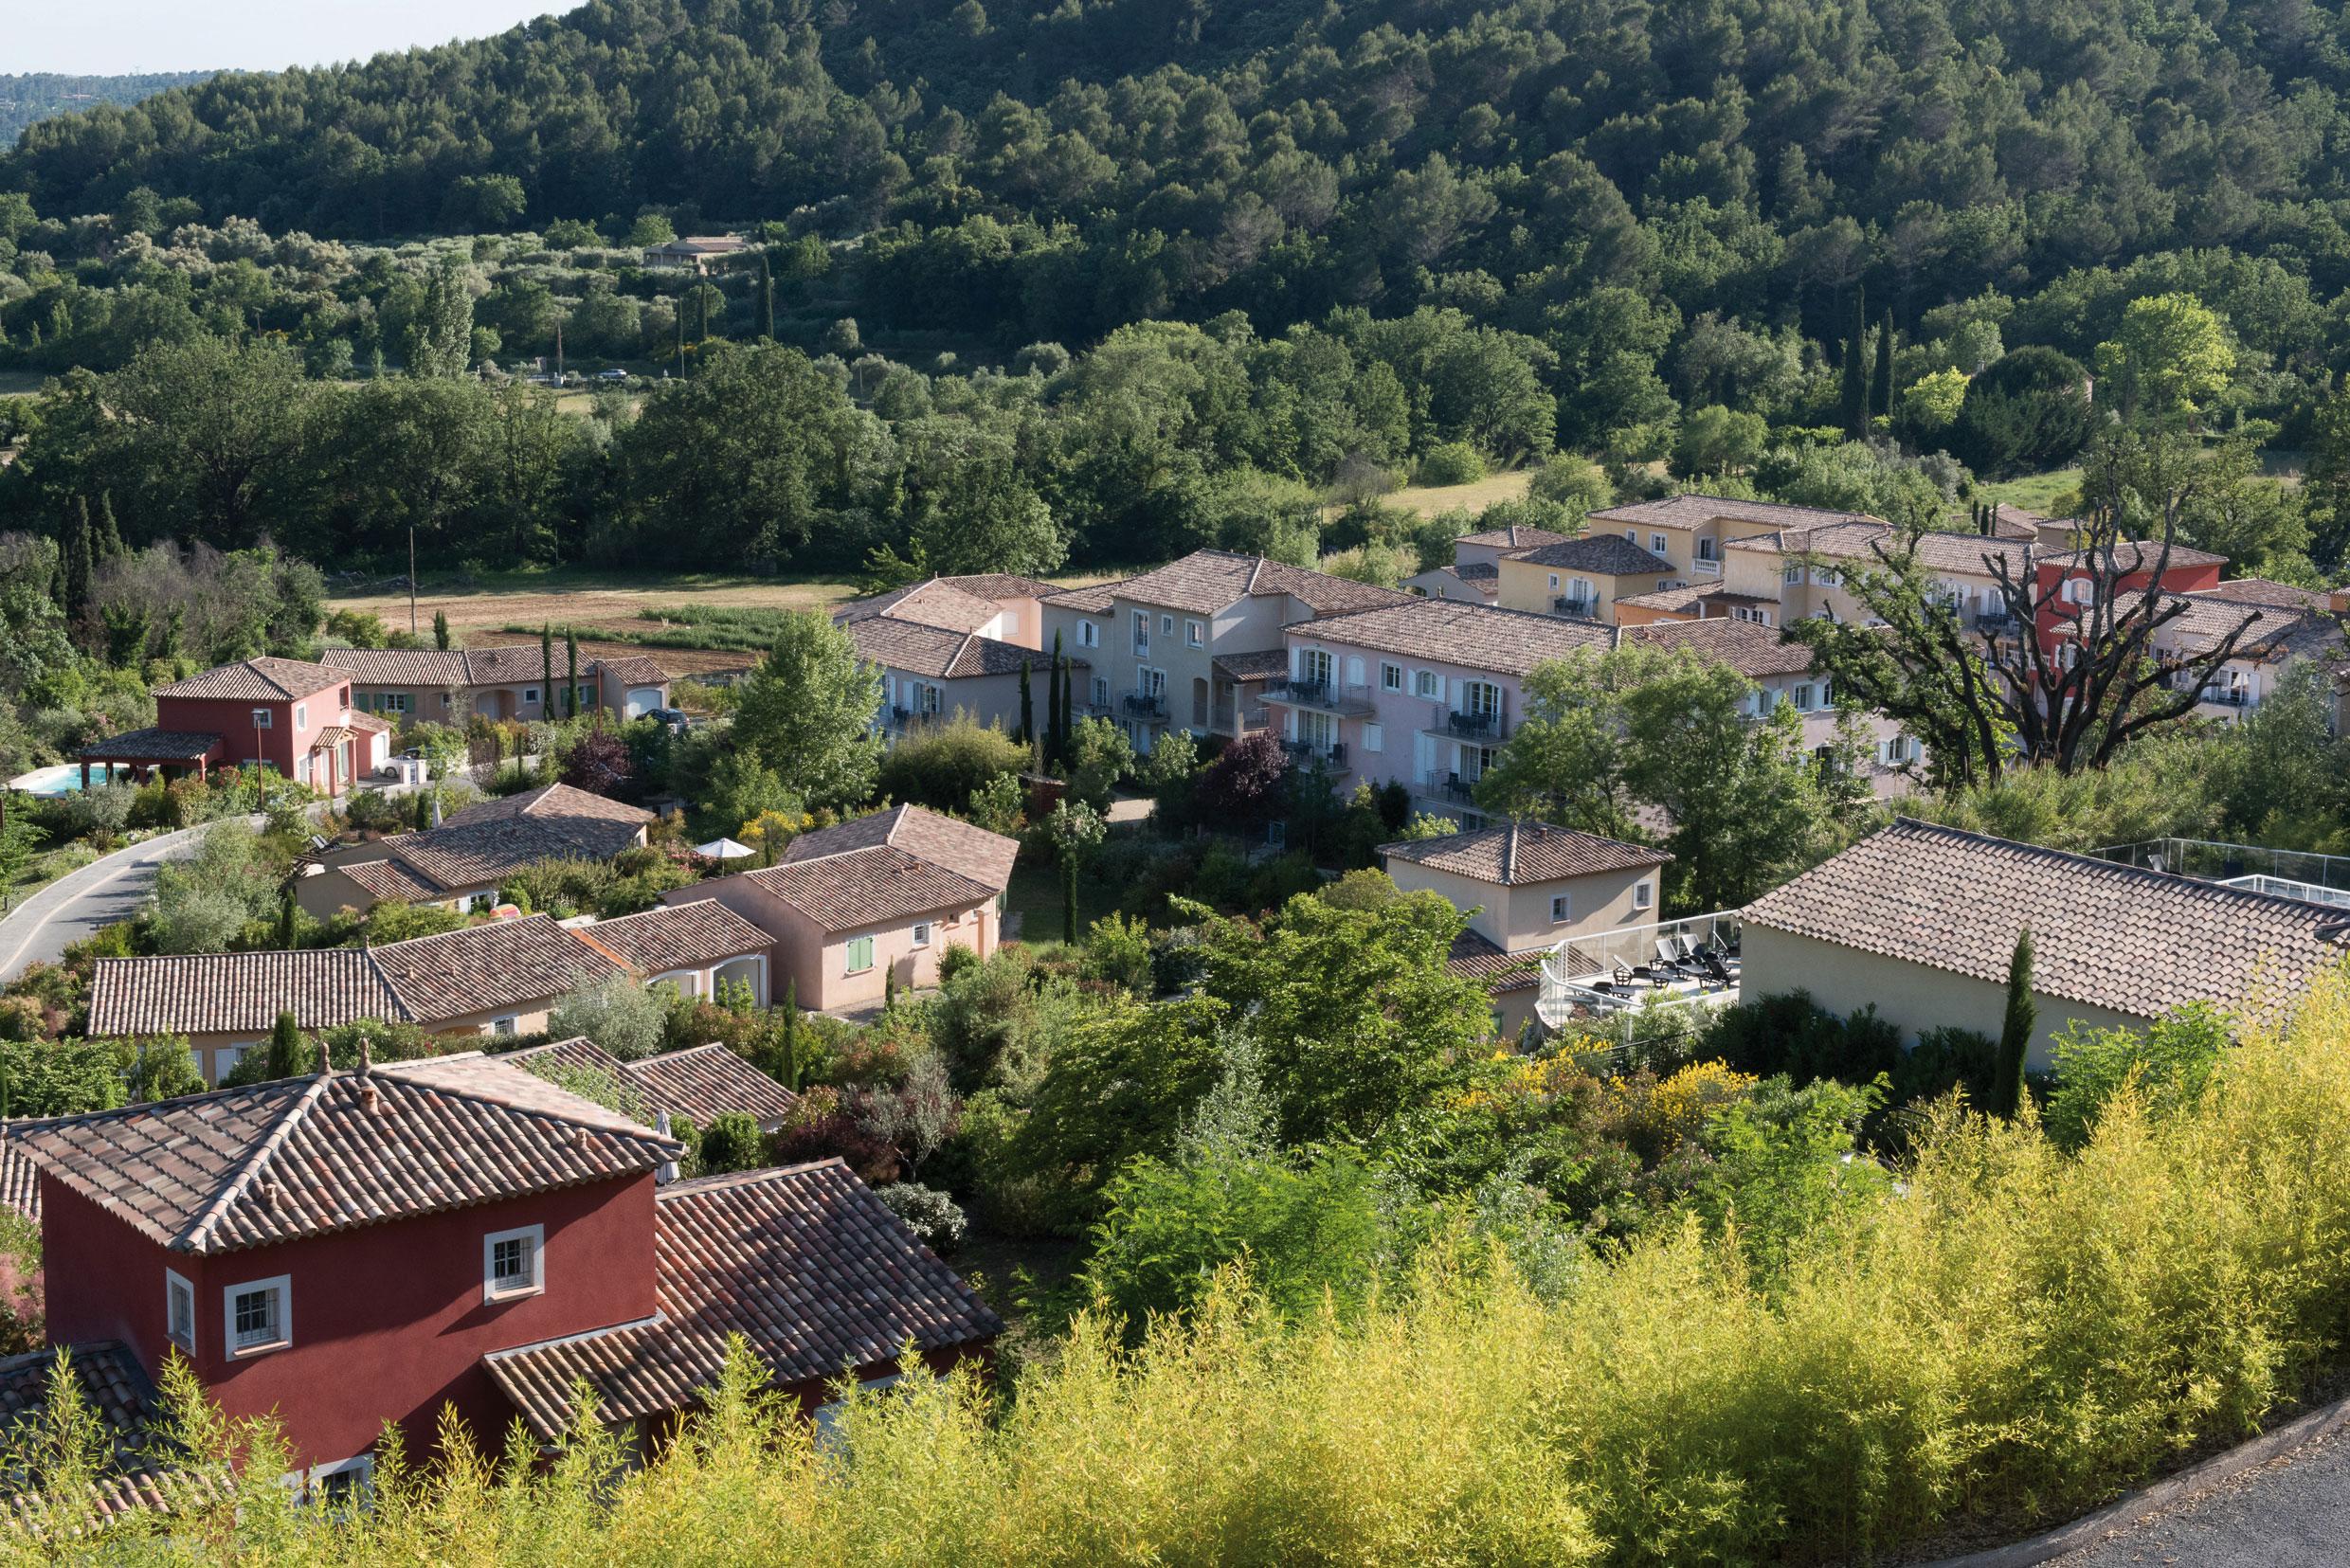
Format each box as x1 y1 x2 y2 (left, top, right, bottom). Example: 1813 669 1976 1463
2053 1432 2350 1567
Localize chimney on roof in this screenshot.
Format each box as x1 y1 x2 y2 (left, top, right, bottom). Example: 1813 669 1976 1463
2331 587 2350 616
316 1038 333 1077
654 1110 678 1185
358 1039 373 1075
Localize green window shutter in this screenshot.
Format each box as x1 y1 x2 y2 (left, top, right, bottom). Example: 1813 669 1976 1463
846 936 874 973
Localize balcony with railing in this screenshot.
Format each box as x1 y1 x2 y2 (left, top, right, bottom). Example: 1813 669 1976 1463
1419 770 1482 806
1552 595 1601 620
1974 608 2015 633
1691 556 1723 578
1536 910 1743 1031
1121 691 1167 720
1435 708 1509 742
1260 676 1379 717
1281 739 1348 768
1211 700 1270 734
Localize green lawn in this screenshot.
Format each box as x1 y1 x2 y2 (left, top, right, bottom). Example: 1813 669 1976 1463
1975 468 2083 514
1003 854 1125 945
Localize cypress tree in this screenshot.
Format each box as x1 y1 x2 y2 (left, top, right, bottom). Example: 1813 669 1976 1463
1018 659 1035 746
1046 632 1065 766
94 493 123 562
1062 852 1078 943
565 628 581 718
63 497 93 621
778 979 801 1090
540 623 554 714
268 1010 305 1079
276 889 298 949
433 609 452 651
1840 286 1869 439
1060 662 1076 770
1872 307 1895 421
1991 928 2036 1118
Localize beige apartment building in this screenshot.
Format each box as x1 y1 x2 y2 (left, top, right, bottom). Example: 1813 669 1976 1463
1492 534 1684 622
319 646 672 726
1040 551 1408 755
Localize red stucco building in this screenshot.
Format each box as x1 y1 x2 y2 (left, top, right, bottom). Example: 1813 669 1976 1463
11 1052 999 1493
2030 540 2227 658
81 657 391 798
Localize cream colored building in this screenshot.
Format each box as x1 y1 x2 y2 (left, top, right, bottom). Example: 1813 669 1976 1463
1741 819 2350 1070
296 784 655 921
1383 822 1672 1040
1493 534 1684 622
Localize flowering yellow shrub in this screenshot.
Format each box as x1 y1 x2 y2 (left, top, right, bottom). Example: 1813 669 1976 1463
1639 1060 1760 1147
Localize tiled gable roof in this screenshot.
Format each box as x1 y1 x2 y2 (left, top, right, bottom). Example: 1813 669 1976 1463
2199 578 2339 610
482 1160 1001 1438
501 1036 631 1080
835 580 1004 635
1295 599 1613 676
1593 495 1881 532
600 654 670 686
1987 504 2043 540
0 1129 37 1223
1446 929 1541 993
319 646 664 688
1619 617 1817 677
78 729 222 762
1725 520 2034 579
88 915 626 1037
1510 535 1675 575
627 1044 799 1130
745 852 997 932
11 1054 679 1255
153 658 345 703
578 900 771 975
316 647 469 685
1457 525 1575 550
368 915 624 1024
846 615 1066 680
783 804 1019 891
2040 540 2230 572
88 948 405 1037
380 784 652 888
337 857 444 903
0 1343 203 1523
1743 819 2350 1025
1212 648 1292 682
936 572 1060 601
1050 550 1411 618
1383 821 1670 886
1610 585 1709 618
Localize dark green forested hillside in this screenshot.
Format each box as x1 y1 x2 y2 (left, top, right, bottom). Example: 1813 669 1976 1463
9 0 2350 357
0 72 211 147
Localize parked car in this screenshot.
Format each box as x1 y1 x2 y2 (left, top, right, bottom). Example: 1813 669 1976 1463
598 368 631 382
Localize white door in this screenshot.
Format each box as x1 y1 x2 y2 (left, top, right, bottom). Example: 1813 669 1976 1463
625 686 662 718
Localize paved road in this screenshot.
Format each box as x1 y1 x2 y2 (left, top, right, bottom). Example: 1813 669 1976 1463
2055 1432 2350 1567
0 824 219 982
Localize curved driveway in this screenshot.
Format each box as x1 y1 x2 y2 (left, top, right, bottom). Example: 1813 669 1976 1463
0 823 223 982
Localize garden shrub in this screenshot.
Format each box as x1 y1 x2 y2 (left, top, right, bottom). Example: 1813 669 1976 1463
876 1181 969 1254
1416 442 1487 485
876 717 1026 813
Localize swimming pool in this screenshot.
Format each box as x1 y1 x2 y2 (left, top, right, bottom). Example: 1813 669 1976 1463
6 765 86 798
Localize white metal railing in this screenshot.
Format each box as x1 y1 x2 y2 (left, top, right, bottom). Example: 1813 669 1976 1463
1536 910 1743 1031
2090 838 2350 897
1692 558 1723 578
2220 874 2350 911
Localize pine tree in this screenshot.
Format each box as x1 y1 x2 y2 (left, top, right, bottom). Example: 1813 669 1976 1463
1840 286 1870 439
1018 658 1035 746
1872 308 1895 421
432 610 452 651
565 628 581 718
1991 928 2035 1118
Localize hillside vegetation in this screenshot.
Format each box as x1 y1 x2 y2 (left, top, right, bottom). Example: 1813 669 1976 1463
0 73 209 148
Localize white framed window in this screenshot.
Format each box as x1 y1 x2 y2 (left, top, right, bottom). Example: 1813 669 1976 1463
214 1041 252 1080
293 704 308 730
1546 573 1561 591
1091 675 1108 705
466 891 496 913
1793 684 1815 711
846 935 875 974
295 752 312 784
1363 722 1383 753
912 921 931 947
383 692 410 714
1078 620 1099 648
1549 893 1572 923
1381 662 1402 692
525 687 540 704
489 1015 517 1036
1784 563 1802 585
2063 577 2093 605
225 1274 292 1358
165 1270 195 1353
252 708 274 729
1414 669 1440 699
1696 536 1718 561
301 1454 376 1507
1634 881 1654 910
1160 614 1173 636
1185 620 1204 647
483 1224 545 1303
1623 528 1636 542
1651 532 1668 554
1131 611 1149 654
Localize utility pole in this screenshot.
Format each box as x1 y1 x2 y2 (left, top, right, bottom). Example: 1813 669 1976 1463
761 252 774 340
408 527 418 639
676 307 684 376
554 317 565 381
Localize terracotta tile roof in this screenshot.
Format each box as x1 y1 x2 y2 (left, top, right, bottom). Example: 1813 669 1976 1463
1725 520 2034 579
78 729 222 762
937 573 1061 601
1509 535 1675 575
1458 525 1575 550
1046 550 1411 618
1294 599 1614 677
505 1038 799 1130
310 725 358 749
1743 819 2350 1025
11 1054 678 1255
380 784 652 888
1382 821 1670 885
0 1129 36 1223
88 948 406 1037
1039 579 1124 614
1988 504 2043 540
846 616 1069 680
87 915 627 1037
1611 585 1709 618
1446 929 1541 993
316 648 470 685
2085 591 2341 667
347 710 393 735
599 654 670 686
1450 561 1501 582
783 804 1019 891
1594 495 1881 532
0 1343 208 1523
626 1044 799 1130
321 646 663 688
1619 617 1818 678
1212 648 1292 682
578 899 771 975
367 915 625 1024
2041 539 2230 572
2200 578 2339 610
835 580 1004 635
153 658 346 702
483 1160 1001 1438
336 857 444 904
744 853 997 933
